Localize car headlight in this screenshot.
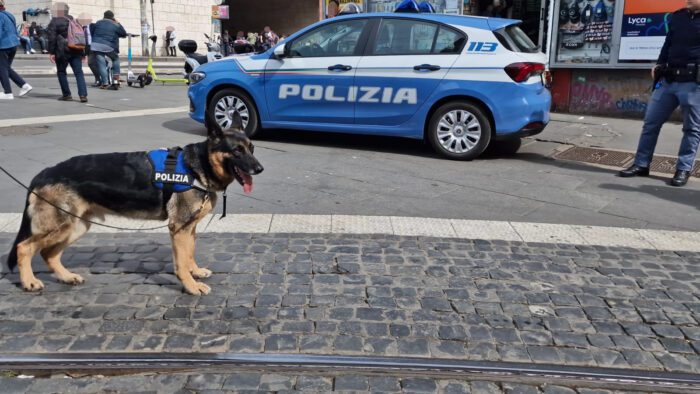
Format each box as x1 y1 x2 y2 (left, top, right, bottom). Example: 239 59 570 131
189 71 206 84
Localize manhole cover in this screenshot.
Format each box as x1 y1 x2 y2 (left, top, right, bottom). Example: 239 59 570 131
0 125 50 136
554 146 634 167
554 146 700 178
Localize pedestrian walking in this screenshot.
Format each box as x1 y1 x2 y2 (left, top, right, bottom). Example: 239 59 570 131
0 0 32 100
80 13 103 87
164 27 176 56
47 2 88 102
90 10 126 90
619 1 700 187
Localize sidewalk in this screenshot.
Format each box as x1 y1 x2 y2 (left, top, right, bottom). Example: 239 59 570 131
0 231 699 373
546 113 683 158
12 55 184 77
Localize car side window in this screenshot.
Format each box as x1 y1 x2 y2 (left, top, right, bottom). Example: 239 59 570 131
372 19 438 56
288 19 368 58
433 26 466 54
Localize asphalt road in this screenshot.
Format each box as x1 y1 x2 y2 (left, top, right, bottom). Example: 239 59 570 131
1 78 699 230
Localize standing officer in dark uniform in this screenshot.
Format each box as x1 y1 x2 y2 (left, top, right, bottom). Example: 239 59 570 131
620 1 700 187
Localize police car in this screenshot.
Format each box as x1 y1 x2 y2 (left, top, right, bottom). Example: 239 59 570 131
187 12 551 160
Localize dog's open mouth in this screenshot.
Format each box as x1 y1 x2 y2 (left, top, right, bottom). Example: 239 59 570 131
233 167 253 194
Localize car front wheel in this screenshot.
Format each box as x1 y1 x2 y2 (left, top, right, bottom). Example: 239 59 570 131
427 102 491 160
208 88 260 138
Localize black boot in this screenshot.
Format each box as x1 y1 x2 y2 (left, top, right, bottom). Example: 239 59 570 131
619 165 650 178
671 170 690 187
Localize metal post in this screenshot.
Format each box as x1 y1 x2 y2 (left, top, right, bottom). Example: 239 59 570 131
140 0 149 56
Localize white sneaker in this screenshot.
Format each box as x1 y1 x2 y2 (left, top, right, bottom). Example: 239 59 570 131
18 84 32 97
0 93 14 100
30 49 36 54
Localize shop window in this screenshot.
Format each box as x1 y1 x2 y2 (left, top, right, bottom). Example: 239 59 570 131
555 0 615 64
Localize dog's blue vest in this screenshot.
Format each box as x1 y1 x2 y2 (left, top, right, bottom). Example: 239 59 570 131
147 147 196 193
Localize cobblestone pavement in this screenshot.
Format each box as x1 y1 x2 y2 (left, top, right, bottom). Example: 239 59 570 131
0 372 684 393
1 233 700 375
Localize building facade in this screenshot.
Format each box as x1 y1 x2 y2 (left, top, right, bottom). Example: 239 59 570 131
545 0 683 119
5 0 213 56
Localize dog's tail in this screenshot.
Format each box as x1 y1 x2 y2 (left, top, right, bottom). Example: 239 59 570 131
7 195 32 272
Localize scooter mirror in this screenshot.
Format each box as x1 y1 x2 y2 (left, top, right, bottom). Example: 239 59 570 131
273 44 287 59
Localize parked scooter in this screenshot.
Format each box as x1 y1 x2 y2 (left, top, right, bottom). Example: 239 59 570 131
179 33 223 78
124 33 142 87
140 35 188 86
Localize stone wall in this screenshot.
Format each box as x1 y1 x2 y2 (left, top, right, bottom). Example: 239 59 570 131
5 0 212 56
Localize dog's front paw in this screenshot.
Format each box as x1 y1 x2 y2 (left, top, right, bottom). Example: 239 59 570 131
22 277 45 292
192 267 212 279
59 273 85 285
185 281 211 295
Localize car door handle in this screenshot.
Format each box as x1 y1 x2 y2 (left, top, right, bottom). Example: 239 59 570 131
328 64 352 71
414 64 441 71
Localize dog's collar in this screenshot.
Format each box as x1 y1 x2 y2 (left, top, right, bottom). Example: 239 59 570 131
192 178 209 193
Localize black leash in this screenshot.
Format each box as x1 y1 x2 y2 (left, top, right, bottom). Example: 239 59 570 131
0 164 175 232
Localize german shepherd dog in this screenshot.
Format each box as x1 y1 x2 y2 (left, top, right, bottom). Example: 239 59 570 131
6 113 263 295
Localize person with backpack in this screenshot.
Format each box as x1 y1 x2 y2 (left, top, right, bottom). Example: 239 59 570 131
90 10 126 90
0 0 32 100
47 2 88 102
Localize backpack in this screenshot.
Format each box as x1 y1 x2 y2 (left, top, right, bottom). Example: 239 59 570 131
64 17 86 50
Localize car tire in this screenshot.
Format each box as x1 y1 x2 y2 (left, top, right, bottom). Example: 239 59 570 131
208 88 260 138
427 101 492 160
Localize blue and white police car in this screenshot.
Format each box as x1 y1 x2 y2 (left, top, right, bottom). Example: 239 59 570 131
188 12 551 160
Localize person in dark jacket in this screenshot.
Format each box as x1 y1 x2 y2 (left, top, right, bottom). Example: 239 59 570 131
0 0 32 99
90 10 126 90
47 2 88 102
619 1 700 187
29 22 48 53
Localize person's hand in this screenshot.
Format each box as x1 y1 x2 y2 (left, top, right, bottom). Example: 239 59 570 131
49 54 56 63
652 65 660 80
82 56 87 64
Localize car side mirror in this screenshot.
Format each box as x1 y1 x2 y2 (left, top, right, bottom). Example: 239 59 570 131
273 43 287 59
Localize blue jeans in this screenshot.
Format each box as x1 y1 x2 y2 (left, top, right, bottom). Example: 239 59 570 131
635 81 700 171
56 55 87 98
0 47 26 94
19 36 32 52
95 51 120 85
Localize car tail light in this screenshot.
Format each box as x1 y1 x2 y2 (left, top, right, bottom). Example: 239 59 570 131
505 62 546 83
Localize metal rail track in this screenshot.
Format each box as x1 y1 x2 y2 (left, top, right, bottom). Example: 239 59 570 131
2 353 700 392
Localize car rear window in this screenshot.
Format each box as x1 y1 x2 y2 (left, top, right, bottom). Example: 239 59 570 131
496 25 539 53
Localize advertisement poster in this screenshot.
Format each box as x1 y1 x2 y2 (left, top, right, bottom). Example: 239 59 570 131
218 5 229 20
211 5 229 20
619 0 685 61
555 0 616 64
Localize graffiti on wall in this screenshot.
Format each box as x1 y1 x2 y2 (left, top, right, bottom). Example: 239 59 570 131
569 69 652 118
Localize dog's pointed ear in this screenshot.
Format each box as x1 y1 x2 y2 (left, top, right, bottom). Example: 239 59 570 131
206 111 225 142
230 111 244 133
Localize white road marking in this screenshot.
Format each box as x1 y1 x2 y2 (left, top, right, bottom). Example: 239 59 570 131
0 212 698 252
2 106 189 127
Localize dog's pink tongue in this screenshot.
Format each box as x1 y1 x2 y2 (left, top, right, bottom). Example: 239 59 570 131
242 174 253 194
